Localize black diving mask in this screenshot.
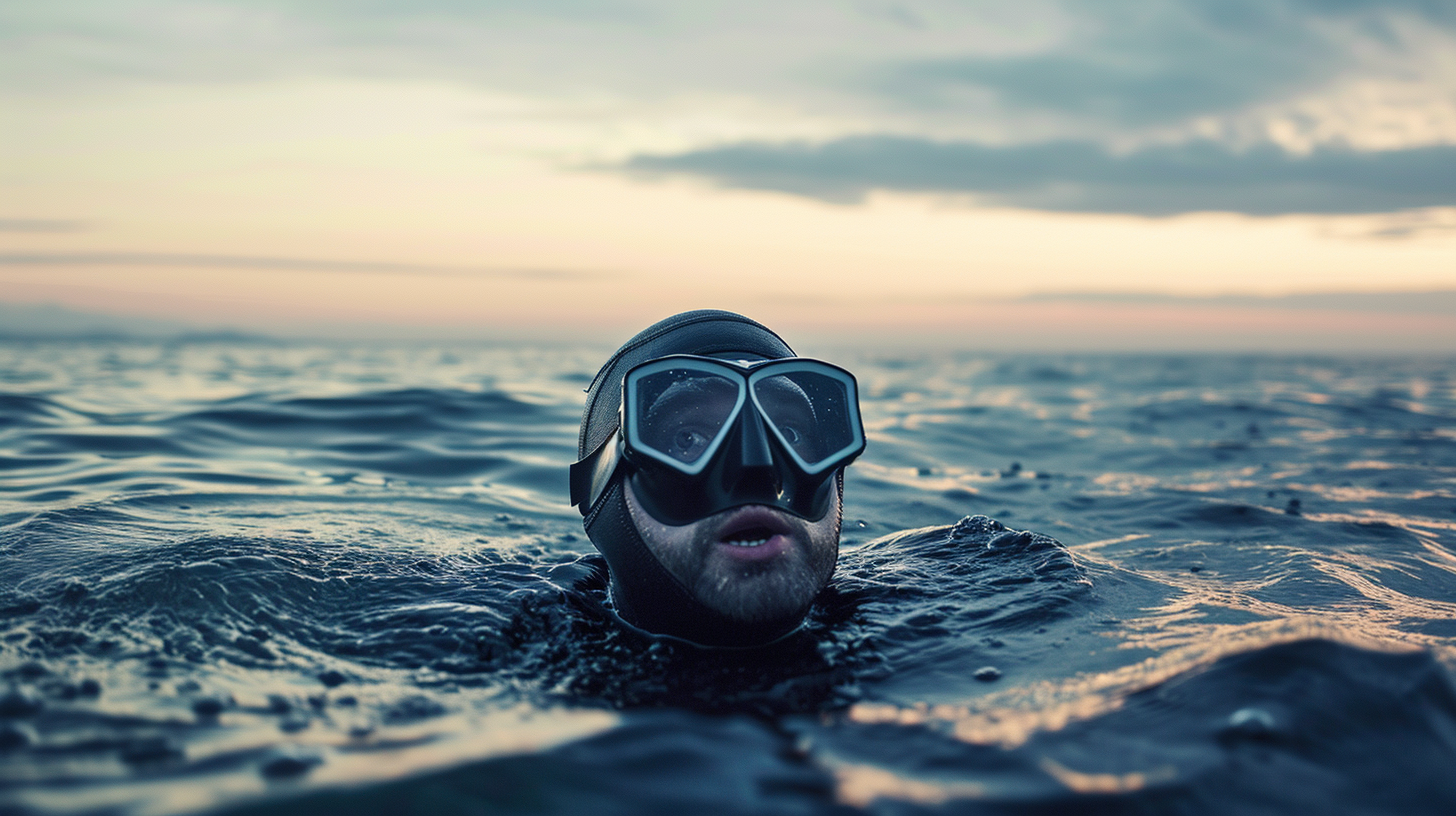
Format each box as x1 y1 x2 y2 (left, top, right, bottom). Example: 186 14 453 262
570 355 865 525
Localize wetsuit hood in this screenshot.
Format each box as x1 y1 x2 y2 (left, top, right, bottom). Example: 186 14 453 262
578 310 795 461
577 309 828 647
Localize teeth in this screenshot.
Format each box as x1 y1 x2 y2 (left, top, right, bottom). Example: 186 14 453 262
727 537 770 547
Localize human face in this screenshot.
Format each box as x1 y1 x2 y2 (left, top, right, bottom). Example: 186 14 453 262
575 354 863 526
624 479 840 625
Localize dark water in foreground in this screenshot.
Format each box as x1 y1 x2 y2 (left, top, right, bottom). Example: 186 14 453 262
2 342 1455 815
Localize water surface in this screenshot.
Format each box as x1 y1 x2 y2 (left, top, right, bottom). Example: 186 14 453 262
2 342 1454 814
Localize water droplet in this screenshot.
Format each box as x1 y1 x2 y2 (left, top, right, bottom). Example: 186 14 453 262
1226 707 1276 739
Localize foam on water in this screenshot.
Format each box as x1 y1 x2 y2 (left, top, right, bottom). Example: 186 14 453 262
2 342 1455 814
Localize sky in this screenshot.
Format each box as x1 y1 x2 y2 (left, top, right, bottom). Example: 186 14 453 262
2 1 1455 349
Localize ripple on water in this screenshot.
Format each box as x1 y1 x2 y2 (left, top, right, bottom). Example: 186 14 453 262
2 344 1455 814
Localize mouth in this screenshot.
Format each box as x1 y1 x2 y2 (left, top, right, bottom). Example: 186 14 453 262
721 525 777 548
713 506 796 560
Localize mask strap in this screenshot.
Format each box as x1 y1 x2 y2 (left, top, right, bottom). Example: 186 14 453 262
569 428 621 513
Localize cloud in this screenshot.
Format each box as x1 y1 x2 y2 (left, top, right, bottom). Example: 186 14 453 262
5 1 1452 141
624 137 1456 216
1017 290 1456 316
0 251 601 280
0 219 89 232
5 2 1454 222
872 0 1456 128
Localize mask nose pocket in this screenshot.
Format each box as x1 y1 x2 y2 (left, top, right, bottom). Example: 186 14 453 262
605 353 864 524
728 408 782 499
738 407 773 468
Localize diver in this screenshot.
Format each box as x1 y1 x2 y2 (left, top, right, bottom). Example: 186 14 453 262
569 309 865 648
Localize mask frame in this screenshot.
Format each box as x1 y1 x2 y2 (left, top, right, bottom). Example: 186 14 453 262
570 354 865 525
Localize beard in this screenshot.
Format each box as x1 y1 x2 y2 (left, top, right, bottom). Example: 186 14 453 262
685 533 838 623
625 484 840 625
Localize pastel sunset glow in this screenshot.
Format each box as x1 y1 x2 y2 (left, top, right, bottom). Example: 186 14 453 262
3 2 1454 348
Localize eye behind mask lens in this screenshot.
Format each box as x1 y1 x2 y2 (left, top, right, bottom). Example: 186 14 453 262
751 368 858 472
599 355 865 524
633 369 742 470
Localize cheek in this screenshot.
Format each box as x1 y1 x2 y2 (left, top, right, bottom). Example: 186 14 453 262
813 492 842 545
639 518 704 561
804 512 841 561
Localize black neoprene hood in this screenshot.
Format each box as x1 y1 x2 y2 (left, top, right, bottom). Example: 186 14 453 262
577 310 795 463
576 309 836 647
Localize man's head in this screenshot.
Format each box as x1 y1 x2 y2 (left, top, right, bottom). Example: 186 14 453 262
570 310 864 647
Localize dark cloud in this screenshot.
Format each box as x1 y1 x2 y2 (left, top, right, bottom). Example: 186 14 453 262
874 0 1456 126
625 136 1456 216
5 1 1452 136
0 251 600 280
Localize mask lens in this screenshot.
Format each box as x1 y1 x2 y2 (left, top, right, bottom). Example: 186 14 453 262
752 369 857 469
632 368 742 468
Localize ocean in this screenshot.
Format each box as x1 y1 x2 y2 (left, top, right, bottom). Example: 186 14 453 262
2 340 1454 814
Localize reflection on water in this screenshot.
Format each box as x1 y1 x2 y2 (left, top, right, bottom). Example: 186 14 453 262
2 342 1455 814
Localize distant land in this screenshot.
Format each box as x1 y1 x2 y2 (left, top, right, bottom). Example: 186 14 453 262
0 302 563 344
1015 290 1456 315
0 302 269 342
1 294 1453 351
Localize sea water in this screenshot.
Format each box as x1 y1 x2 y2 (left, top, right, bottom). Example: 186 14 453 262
2 341 1454 814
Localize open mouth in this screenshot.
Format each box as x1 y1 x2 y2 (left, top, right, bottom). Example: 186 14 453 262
714 506 795 558
721 525 776 548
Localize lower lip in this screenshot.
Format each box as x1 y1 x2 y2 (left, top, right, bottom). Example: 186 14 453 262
715 533 791 561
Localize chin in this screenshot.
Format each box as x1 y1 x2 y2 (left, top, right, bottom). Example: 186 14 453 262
624 484 841 626
691 548 835 624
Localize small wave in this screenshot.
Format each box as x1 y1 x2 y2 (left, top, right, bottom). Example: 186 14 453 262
827 637 1456 813
5 343 1456 814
